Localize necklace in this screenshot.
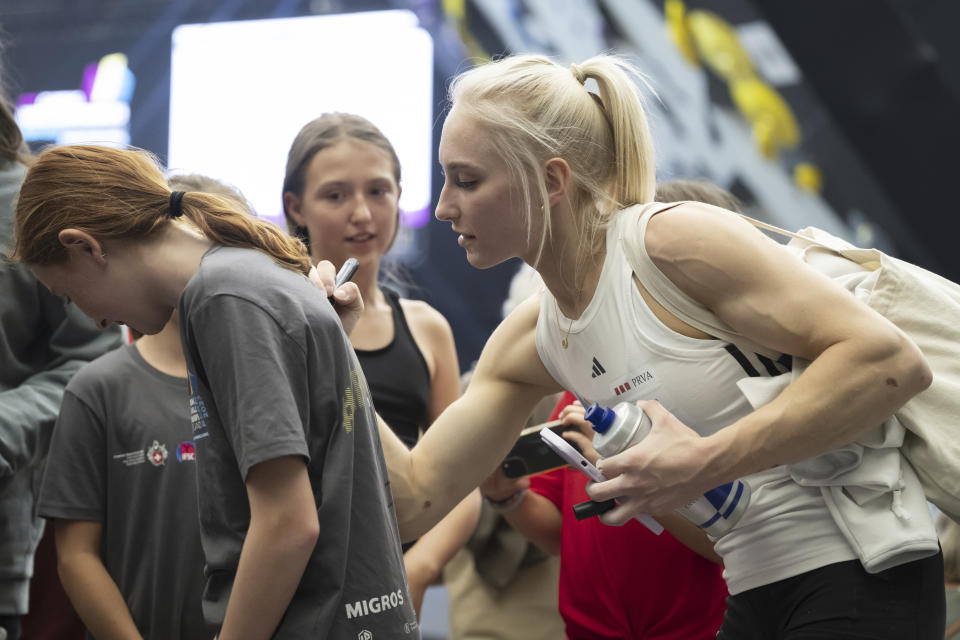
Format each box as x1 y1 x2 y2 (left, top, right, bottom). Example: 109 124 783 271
554 298 574 349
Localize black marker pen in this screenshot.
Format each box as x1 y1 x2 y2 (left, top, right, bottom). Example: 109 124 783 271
572 498 617 521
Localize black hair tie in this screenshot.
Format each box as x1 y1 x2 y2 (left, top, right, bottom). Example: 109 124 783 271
169 191 186 218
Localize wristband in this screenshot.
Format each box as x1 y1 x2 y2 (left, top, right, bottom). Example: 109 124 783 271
483 488 527 512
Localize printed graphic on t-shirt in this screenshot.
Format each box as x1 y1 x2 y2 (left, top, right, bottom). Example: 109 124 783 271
341 362 372 434
112 440 171 468
176 441 196 462
607 366 660 398
147 440 168 466
187 372 209 440
590 356 607 379
113 449 147 467
344 588 406 620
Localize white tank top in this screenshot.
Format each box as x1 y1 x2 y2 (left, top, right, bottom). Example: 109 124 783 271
535 204 856 594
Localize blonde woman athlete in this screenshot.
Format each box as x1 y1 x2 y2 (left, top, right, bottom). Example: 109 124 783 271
372 54 943 639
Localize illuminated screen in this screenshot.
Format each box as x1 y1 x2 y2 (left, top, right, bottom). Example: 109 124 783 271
15 53 135 148
168 11 434 257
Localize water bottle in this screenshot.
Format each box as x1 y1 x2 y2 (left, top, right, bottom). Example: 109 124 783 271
584 401 750 538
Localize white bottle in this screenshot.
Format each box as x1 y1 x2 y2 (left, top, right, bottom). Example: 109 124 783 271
585 401 750 538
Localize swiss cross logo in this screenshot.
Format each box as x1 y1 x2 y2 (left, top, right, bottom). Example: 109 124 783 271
146 441 168 467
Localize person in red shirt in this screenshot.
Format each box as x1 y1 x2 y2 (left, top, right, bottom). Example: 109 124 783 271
483 391 727 639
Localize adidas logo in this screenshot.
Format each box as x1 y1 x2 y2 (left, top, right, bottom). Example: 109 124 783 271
590 357 606 378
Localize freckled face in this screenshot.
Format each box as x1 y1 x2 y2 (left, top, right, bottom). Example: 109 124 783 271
31 256 173 335
286 138 400 270
436 107 532 269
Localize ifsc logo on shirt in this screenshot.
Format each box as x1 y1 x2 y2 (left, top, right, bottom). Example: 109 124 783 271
176 441 196 462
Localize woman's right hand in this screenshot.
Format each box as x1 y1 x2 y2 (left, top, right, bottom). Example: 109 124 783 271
309 261 363 335
556 400 602 465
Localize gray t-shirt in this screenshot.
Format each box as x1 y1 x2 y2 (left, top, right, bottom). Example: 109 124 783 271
38 344 212 640
179 246 417 639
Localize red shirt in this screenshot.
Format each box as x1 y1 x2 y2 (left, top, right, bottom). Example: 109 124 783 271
528 392 727 639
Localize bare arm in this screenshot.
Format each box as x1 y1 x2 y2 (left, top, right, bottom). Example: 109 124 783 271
480 471 563 556
400 301 481 618
589 203 931 521
403 490 481 618
55 520 143 640
502 492 564 556
381 295 562 540
217 456 320 640
401 299 463 427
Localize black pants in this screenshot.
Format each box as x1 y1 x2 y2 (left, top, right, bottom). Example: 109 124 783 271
717 552 945 640
0 615 21 640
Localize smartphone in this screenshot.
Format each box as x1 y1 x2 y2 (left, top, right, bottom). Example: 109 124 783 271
540 427 664 534
501 420 583 478
538 426 605 481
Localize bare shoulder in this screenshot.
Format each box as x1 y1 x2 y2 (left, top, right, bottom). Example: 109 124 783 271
643 201 770 267
643 201 793 306
397 298 458 382
398 298 454 338
641 201 900 361
473 292 559 392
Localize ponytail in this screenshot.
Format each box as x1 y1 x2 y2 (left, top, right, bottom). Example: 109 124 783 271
577 56 656 206
449 53 656 286
13 145 310 275
177 191 311 274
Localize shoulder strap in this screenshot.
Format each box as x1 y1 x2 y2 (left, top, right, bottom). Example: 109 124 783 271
384 287 414 344
737 213 806 242
620 202 779 358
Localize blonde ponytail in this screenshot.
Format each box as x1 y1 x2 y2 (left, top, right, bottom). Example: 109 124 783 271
448 53 656 285
578 56 657 206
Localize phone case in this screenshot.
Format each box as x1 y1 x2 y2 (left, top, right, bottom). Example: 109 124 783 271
501 423 581 478
539 428 605 481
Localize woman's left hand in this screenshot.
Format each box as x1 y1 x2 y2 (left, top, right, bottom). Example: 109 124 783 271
585 399 716 525
309 261 363 334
